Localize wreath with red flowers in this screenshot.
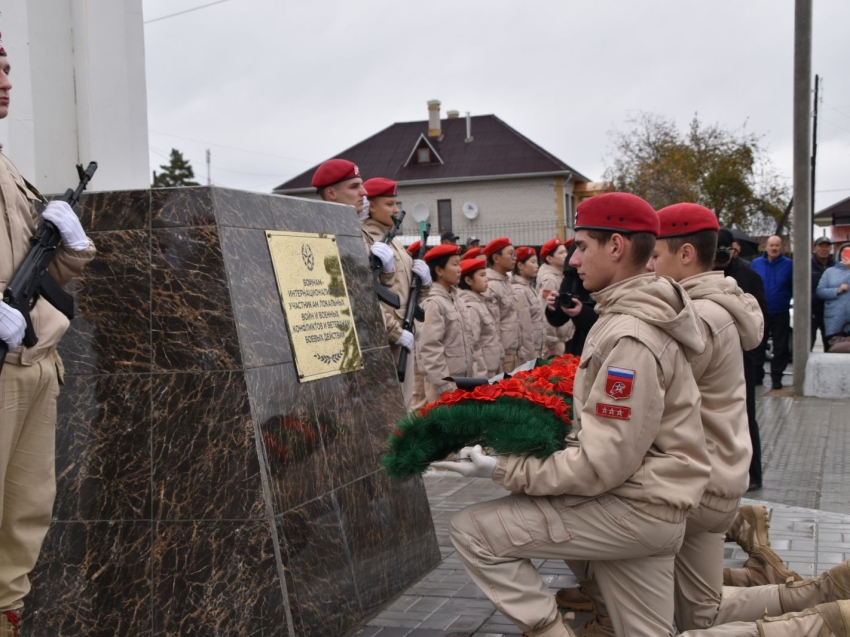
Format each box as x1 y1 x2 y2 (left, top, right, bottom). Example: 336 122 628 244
383 354 580 478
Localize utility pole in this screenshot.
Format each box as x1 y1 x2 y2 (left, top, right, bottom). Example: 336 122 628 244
811 74 819 217
792 0 812 395
206 148 211 186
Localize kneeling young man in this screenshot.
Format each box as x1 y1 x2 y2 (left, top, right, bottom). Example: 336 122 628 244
434 193 711 637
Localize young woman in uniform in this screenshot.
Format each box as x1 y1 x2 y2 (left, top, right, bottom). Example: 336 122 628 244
512 246 546 360
457 258 503 378
536 238 574 357
415 245 475 402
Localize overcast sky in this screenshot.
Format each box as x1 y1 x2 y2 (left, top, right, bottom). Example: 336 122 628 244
141 0 850 212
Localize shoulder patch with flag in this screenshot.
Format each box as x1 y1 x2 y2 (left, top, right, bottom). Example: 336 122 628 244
605 367 635 400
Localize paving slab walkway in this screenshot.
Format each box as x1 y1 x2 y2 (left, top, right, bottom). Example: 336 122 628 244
356 392 850 636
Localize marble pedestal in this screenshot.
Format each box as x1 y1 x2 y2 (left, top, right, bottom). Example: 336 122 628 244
24 187 440 636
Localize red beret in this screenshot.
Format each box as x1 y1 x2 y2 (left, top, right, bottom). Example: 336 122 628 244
565 237 575 248
460 259 486 277
311 159 361 189
514 246 537 263
363 177 398 198
574 193 659 236
484 237 512 257
656 203 719 238
407 240 421 257
540 238 563 260
423 244 462 263
463 246 484 259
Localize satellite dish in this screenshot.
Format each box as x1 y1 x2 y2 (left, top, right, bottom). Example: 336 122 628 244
462 202 479 219
411 203 430 222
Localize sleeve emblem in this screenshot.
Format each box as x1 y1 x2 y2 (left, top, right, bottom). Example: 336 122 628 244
595 403 632 420
605 366 635 399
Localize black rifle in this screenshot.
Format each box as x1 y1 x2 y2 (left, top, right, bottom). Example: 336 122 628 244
0 162 98 373
368 210 406 309
396 222 430 382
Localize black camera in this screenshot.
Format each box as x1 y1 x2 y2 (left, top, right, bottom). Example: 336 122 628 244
715 247 731 265
557 292 577 310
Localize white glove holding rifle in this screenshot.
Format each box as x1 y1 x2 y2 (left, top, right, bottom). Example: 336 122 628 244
370 242 395 273
411 259 432 285
42 201 90 251
431 445 496 479
396 329 414 352
0 301 27 351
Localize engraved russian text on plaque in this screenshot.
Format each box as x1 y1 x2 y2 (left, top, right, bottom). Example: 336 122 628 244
267 231 364 381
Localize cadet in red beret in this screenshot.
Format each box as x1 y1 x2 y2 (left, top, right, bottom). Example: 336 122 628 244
312 158 367 215
536 237 573 357
638 204 764 632
416 245 474 401
360 176 432 410
436 190 711 637
457 259 502 377
481 237 520 373
512 248 546 360
463 246 486 261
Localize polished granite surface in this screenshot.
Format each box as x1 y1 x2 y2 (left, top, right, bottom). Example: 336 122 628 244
26 187 440 636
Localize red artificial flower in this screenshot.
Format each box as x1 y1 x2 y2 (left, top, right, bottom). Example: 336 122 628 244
472 384 503 401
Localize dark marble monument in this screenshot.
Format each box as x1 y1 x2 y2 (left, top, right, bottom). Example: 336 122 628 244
24 187 440 636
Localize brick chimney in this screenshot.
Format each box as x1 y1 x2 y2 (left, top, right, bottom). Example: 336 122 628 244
427 100 441 138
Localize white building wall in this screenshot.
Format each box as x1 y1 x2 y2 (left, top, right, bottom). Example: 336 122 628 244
287 176 577 246
0 0 149 193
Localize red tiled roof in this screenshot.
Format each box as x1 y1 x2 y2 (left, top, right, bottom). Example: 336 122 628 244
274 115 589 192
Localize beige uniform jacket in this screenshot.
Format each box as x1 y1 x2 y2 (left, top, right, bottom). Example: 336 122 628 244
415 284 474 398
681 271 764 511
484 268 520 360
458 288 503 378
361 218 429 343
494 274 712 518
536 263 574 354
512 275 546 360
0 151 96 367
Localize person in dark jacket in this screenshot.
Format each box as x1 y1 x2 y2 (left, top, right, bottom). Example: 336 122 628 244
751 235 794 390
715 229 768 491
544 241 597 356
812 237 836 351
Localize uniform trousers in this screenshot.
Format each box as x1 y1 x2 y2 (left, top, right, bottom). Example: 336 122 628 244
0 358 58 611
410 368 427 412
679 601 848 636
502 352 519 375
573 503 780 635
449 493 685 636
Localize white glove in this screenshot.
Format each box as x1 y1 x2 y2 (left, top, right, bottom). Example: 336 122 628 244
42 201 89 251
358 196 370 221
396 329 414 352
0 301 27 351
370 242 395 273
431 445 497 479
412 259 432 285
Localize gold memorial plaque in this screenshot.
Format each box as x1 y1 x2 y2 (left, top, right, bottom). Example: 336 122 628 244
267 231 363 381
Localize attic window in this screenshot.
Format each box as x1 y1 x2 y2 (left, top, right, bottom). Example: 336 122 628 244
404 133 444 167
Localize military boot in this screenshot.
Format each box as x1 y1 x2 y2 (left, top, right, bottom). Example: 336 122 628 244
778 559 850 613
758 600 850 637
0 610 20 637
725 504 771 554
555 587 593 612
722 546 803 586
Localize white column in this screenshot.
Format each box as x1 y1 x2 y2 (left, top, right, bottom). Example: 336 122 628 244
0 0 149 193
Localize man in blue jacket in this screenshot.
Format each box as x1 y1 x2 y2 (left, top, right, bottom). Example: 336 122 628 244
752 235 793 390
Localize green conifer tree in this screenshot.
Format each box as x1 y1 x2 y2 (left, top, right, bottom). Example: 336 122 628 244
152 148 200 188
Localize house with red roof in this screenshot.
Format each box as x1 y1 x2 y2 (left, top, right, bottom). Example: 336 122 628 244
815 194 850 246
274 101 590 246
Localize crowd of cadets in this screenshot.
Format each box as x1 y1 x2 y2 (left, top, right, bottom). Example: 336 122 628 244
310 157 850 637
312 158 574 411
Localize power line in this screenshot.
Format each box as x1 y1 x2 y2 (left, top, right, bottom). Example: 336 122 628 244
144 0 236 25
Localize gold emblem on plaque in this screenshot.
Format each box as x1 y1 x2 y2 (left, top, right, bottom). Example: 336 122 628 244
267 231 363 381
